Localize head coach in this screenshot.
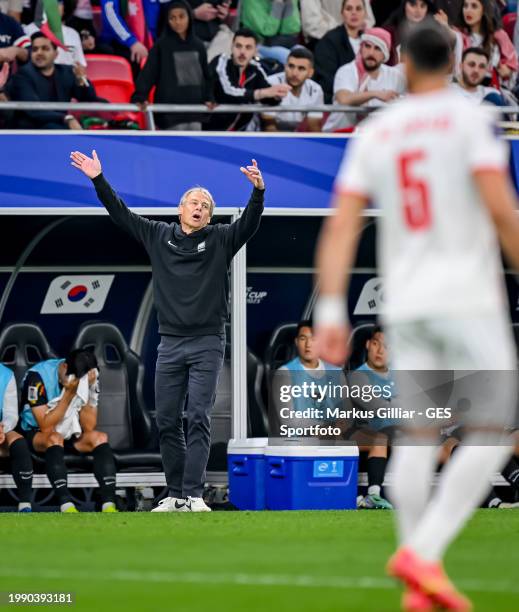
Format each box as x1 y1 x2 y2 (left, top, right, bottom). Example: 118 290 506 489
70 149 265 512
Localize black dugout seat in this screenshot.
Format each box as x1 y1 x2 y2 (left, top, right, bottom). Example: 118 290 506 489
247 350 268 437
0 322 57 391
72 322 162 471
345 323 376 372
264 322 298 382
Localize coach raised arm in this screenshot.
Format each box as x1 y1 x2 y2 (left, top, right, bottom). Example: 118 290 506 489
70 149 265 512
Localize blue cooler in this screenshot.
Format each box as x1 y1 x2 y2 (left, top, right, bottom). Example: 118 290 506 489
227 438 268 510
265 445 359 510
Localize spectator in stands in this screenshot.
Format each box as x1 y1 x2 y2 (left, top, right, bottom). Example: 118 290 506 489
186 0 231 62
452 46 506 103
65 0 95 35
261 45 324 131
240 0 301 64
452 0 518 88
0 0 22 21
346 326 395 510
99 0 170 68
208 27 290 130
19 349 118 513
384 0 438 64
301 0 375 50
11 32 105 129
314 0 369 103
0 363 34 512
0 9 30 68
323 27 405 131
78 23 114 56
131 0 211 130
25 0 87 67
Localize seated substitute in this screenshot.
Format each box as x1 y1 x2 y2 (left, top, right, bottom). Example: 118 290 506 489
275 320 344 436
19 349 117 513
346 326 396 510
0 363 33 512
261 46 324 132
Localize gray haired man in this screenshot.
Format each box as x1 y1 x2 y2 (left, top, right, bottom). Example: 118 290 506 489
70 150 265 511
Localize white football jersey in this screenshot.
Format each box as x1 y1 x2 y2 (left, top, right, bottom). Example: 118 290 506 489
335 88 510 323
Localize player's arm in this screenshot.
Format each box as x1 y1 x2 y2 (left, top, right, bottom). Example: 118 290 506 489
79 405 97 432
27 375 78 432
70 150 159 248
475 170 519 271
314 191 368 365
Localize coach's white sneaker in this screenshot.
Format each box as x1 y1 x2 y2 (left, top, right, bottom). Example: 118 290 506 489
151 496 189 512
186 496 211 512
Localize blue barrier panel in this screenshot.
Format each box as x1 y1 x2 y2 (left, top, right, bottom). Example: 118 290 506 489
0 133 349 210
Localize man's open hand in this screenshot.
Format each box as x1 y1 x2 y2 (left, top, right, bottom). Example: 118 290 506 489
240 159 264 190
70 149 102 179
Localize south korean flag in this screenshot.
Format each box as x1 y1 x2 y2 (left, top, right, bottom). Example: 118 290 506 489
41 275 115 314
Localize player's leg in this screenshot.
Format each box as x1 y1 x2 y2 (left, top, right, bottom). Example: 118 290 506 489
389 315 516 611
73 431 117 512
5 431 33 512
31 430 77 512
153 335 189 511
183 334 225 512
386 322 443 544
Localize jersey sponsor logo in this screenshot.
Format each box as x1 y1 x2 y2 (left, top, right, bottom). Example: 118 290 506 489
41 275 114 314
354 277 385 315
197 241 206 253
167 240 177 248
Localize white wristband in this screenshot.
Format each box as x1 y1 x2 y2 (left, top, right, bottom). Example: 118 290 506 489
314 295 347 327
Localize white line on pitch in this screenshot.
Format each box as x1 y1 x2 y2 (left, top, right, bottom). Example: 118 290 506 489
1 568 518 595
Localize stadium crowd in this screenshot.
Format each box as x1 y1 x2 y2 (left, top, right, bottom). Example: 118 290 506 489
0 0 519 130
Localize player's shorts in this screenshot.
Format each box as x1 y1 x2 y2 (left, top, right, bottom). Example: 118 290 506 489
23 428 81 453
386 313 517 435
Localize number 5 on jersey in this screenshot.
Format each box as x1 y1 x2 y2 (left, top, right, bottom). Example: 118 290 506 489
398 151 432 230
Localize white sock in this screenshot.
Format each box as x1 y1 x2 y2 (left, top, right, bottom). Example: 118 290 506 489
60 502 75 512
367 485 381 496
102 502 115 511
410 442 512 561
18 502 31 511
387 444 439 545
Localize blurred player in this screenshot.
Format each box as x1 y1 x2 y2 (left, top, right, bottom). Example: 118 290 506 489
315 20 519 612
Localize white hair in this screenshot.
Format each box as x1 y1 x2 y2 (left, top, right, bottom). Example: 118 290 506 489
179 186 216 216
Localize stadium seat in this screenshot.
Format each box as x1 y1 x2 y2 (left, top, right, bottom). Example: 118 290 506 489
264 322 298 383
247 350 268 437
72 322 162 470
0 322 57 391
345 322 376 371
85 54 135 103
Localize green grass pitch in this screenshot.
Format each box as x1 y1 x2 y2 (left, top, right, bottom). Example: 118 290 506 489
1 510 518 611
